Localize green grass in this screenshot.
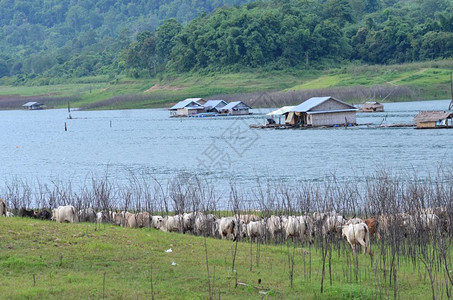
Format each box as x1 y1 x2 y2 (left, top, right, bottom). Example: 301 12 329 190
1 60 453 110
0 217 449 299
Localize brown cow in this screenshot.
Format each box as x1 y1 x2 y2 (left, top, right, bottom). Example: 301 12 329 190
0 198 6 216
364 218 378 237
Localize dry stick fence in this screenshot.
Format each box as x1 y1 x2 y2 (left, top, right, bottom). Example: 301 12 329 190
1 169 452 298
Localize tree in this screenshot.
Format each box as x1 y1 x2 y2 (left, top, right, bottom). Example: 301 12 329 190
156 19 183 60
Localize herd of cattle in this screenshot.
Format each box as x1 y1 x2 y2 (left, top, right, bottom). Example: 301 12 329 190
1 198 450 255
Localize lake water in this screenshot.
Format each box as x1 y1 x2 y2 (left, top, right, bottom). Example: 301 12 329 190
1 99 452 206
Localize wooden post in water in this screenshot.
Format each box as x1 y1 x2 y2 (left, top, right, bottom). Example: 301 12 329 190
449 72 453 110
64 122 67 131
68 101 72 119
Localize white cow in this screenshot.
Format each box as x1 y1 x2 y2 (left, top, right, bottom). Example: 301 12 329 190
346 217 363 225
151 215 163 229
341 223 371 255
194 214 217 236
136 212 151 228
321 214 347 236
6 211 14 217
218 217 240 241
52 205 76 223
236 214 261 223
284 216 311 242
113 211 134 227
246 220 266 242
183 212 196 233
266 215 284 240
160 215 183 233
77 207 97 223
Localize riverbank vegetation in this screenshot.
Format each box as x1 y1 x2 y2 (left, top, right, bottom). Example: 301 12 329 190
1 60 453 110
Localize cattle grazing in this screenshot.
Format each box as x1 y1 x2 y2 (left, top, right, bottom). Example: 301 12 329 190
346 217 363 225
183 212 197 234
194 213 217 237
246 220 266 242
125 213 138 228
98 210 116 224
19 208 35 218
266 215 284 241
113 211 129 227
283 216 312 242
151 215 163 230
0 198 6 216
135 212 151 228
77 208 97 223
52 205 76 223
160 215 183 233
363 218 378 237
322 214 347 236
6 211 14 217
35 209 52 220
341 223 371 255
236 214 261 223
218 217 240 241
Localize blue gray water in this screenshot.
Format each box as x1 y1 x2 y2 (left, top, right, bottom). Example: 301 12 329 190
0 99 452 203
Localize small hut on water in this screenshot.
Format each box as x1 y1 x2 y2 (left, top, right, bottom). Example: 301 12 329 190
360 101 384 112
22 102 44 110
413 111 453 129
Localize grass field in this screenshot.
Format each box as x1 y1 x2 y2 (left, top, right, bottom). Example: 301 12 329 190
1 60 453 110
0 217 449 299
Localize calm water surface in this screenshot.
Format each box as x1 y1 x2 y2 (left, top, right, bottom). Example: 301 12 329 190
0 99 452 203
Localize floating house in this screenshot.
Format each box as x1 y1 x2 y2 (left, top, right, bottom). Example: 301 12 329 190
169 98 205 117
22 102 44 110
221 101 251 115
286 96 357 127
413 111 453 129
203 100 227 113
360 101 384 112
267 106 295 124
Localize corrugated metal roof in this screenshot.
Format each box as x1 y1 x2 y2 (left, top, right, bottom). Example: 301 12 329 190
307 109 358 115
204 100 227 109
266 106 295 116
222 101 251 110
170 99 203 110
414 111 453 123
290 96 355 113
22 102 42 107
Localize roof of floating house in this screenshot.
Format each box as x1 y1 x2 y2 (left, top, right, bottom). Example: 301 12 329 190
266 106 295 116
170 98 203 110
290 96 357 113
22 102 43 107
414 111 453 123
204 100 227 109
221 101 251 110
361 101 384 110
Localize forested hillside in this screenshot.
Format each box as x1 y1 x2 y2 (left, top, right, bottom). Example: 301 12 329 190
124 0 453 76
1 0 453 85
0 0 252 82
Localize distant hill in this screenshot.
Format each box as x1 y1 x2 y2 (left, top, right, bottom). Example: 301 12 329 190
0 0 253 82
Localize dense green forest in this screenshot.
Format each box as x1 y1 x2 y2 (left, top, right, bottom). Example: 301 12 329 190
0 0 252 83
1 0 453 84
125 0 453 76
